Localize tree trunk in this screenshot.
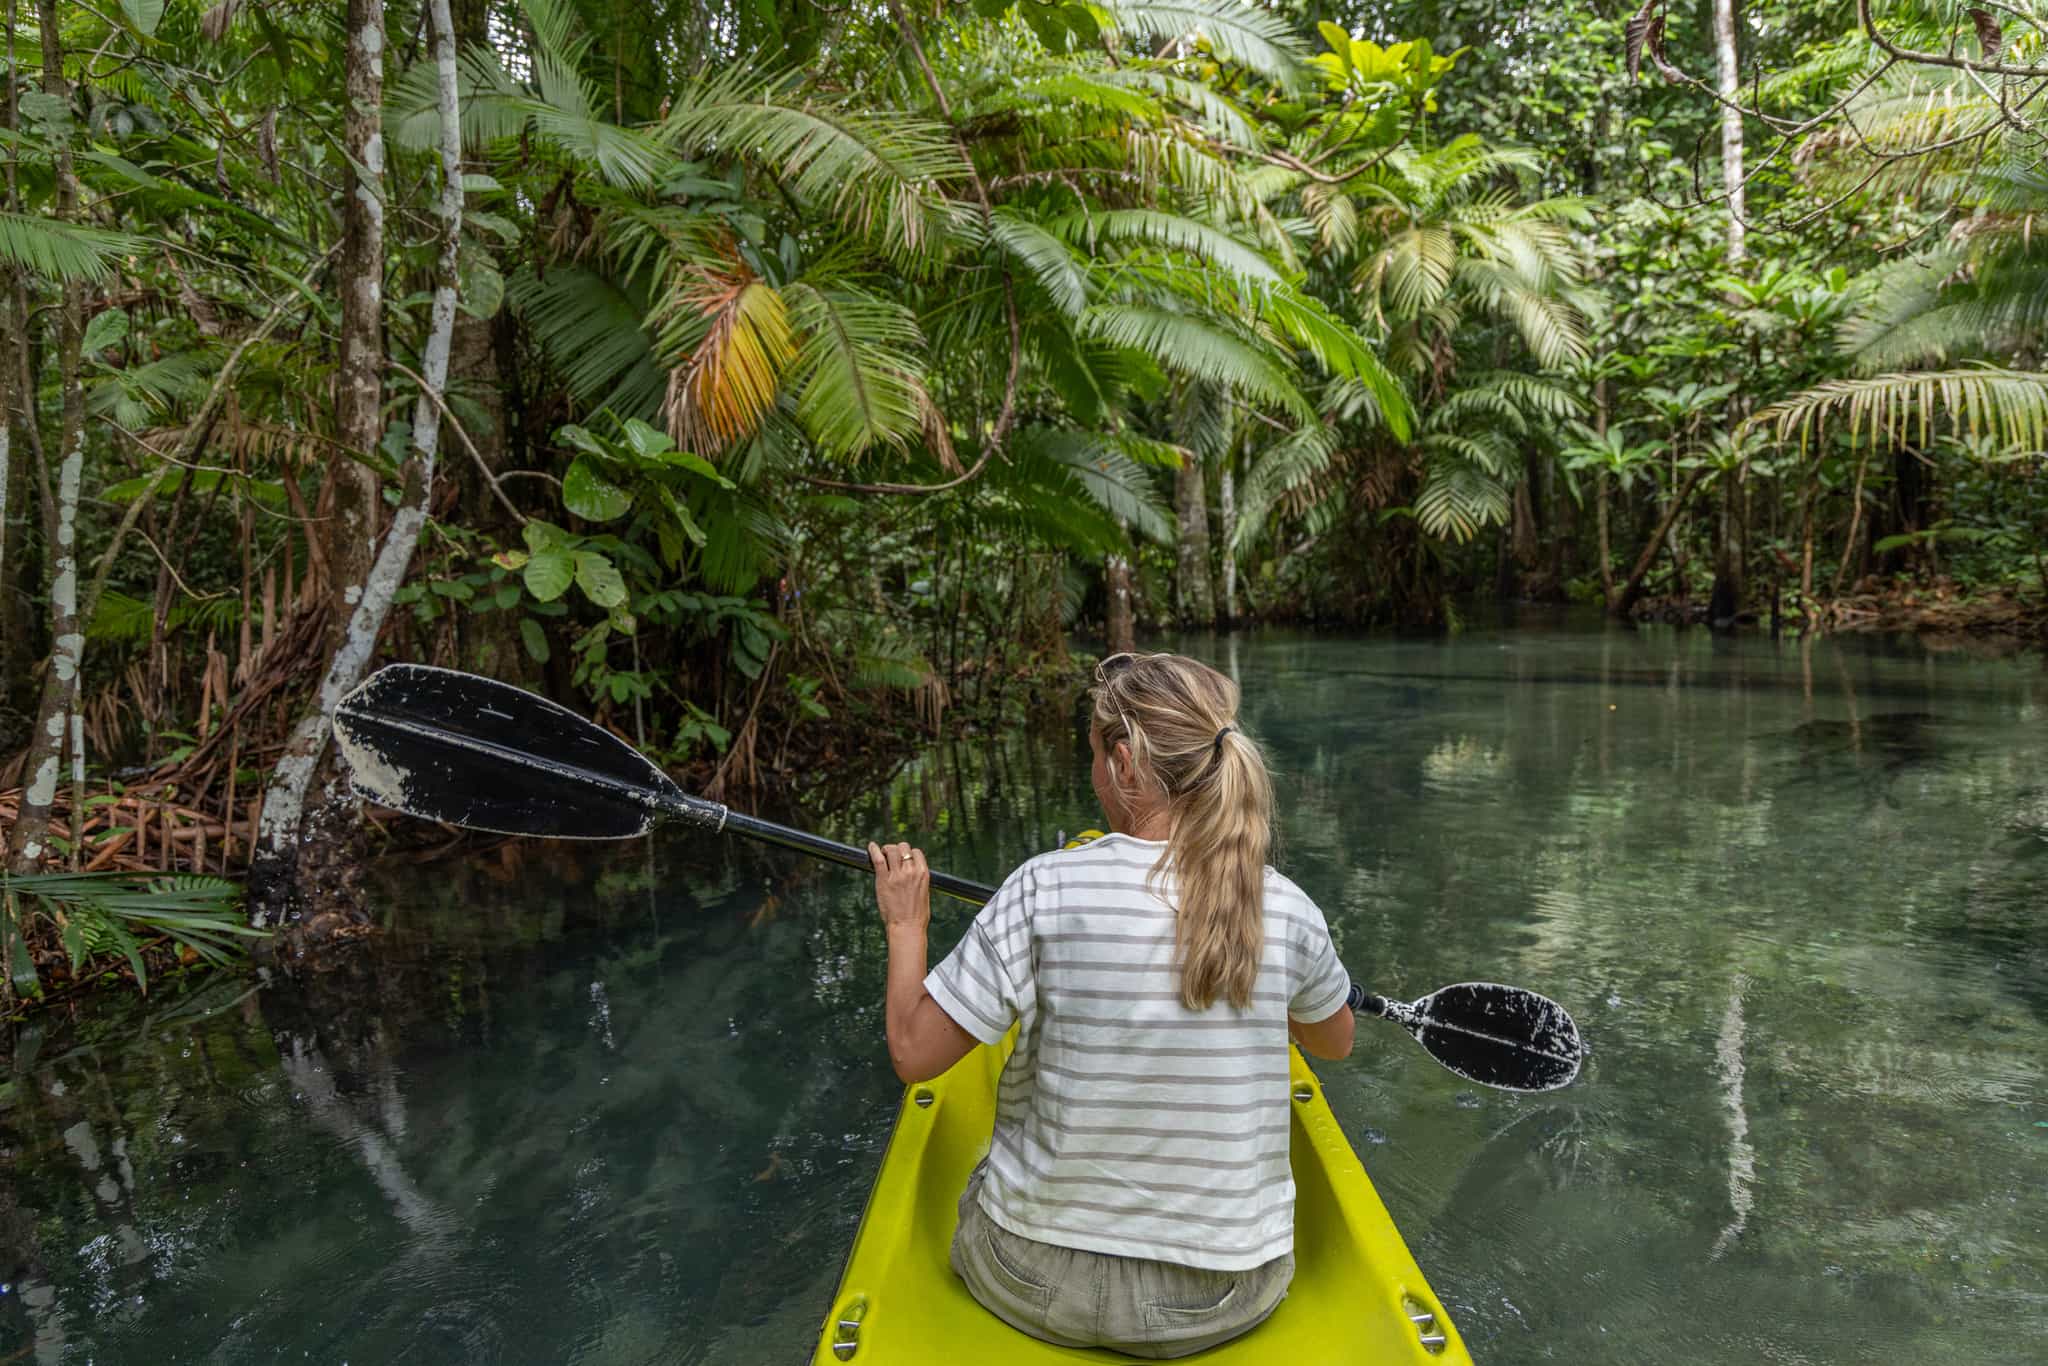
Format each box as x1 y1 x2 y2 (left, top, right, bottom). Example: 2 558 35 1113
248 0 465 927
1218 461 1237 624
0 0 20 703
7 0 87 873
1832 447 1872 596
1709 0 1750 631
1606 464 1710 620
1714 0 1745 264
1594 379 1615 601
0 354 19 713
324 0 387 651
1173 450 1213 626
1105 524 1135 655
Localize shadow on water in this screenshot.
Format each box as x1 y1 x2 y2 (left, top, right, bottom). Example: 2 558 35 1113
4 624 2046 1365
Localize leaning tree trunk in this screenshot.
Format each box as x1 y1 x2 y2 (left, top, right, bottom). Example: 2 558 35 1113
1173 450 1214 626
7 0 88 873
1607 465 1710 620
248 0 465 928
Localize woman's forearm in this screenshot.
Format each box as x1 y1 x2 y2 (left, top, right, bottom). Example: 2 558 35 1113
884 925 930 1069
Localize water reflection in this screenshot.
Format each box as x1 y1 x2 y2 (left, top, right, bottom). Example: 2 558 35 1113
3 625 2045 1364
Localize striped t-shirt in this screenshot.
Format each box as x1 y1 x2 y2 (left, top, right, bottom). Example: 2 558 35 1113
923 832 1351 1271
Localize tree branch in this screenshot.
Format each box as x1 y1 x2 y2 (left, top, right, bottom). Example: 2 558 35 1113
1857 0 2048 78
386 358 527 526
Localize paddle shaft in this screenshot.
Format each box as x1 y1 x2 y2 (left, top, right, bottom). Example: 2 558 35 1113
715 803 997 907
349 698 998 904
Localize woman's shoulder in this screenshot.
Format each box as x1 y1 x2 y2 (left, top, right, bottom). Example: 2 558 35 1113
993 834 1153 895
1038 831 1163 871
1260 867 1330 924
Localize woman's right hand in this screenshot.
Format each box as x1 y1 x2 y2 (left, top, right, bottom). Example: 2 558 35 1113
869 840 931 938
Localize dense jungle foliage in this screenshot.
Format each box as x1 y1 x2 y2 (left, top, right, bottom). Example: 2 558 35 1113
2 0 2045 987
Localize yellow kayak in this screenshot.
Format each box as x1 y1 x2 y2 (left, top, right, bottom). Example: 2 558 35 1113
812 1036 1472 1364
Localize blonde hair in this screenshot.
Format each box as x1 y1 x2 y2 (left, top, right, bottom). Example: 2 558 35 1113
1091 652 1272 1011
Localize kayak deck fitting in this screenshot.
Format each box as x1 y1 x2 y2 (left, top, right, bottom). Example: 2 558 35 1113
812 1036 1471 1363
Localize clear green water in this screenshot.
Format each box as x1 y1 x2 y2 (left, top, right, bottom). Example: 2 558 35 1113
4 626 2046 1365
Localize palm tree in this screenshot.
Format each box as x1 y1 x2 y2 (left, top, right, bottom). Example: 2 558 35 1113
1753 76 2048 453
1220 29 1589 613
386 0 1412 634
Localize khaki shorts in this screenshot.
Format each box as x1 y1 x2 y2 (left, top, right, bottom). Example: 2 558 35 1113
948 1162 1293 1359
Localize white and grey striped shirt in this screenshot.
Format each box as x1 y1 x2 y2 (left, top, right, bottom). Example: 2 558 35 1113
924 832 1351 1271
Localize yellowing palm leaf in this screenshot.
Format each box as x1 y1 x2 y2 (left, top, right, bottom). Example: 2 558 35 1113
660 262 796 455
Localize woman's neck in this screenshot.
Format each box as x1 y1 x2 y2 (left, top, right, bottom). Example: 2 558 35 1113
1116 807 1170 842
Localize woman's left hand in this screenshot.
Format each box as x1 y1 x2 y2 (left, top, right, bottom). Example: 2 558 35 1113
869 841 931 937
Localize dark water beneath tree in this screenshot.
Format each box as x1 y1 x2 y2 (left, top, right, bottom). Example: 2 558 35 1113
5 626 2046 1365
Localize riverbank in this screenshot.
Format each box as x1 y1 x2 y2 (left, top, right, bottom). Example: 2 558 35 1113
1618 578 2046 648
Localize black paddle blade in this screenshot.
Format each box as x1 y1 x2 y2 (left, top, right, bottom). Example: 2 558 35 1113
1402 982 1584 1093
334 664 688 839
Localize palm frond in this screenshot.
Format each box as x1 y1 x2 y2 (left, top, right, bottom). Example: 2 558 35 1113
0 211 141 283
1414 448 1513 541
662 68 965 262
1098 0 1308 86
1012 428 1177 543
1362 224 1458 317
1099 69 1259 144
656 260 796 455
782 283 926 461
1060 209 1280 288
87 350 212 427
1251 287 1412 438
1231 421 1337 552
507 264 666 419
1749 367 2048 452
1080 305 1313 421
1452 259 1590 367
988 210 1091 318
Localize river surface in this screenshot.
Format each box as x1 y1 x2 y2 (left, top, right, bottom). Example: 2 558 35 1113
4 626 2045 1365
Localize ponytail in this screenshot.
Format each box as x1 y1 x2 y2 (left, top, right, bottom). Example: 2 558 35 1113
1091 654 1273 1010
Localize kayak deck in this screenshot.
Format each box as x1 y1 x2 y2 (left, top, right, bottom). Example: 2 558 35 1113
812 1039 1471 1363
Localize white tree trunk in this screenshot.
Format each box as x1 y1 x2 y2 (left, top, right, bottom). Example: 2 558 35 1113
1714 0 1745 263
7 0 86 873
9 433 81 871
249 0 465 925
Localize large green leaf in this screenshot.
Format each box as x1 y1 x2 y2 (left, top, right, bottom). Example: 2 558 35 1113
573 550 629 607
524 548 575 601
564 459 632 521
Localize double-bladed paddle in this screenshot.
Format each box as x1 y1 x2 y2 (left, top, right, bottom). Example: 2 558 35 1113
333 663 1584 1093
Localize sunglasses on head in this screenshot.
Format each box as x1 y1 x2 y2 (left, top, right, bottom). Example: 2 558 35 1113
1094 652 1138 683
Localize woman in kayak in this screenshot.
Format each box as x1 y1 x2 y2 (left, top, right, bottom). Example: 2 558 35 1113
867 650 1355 1358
